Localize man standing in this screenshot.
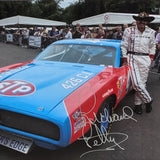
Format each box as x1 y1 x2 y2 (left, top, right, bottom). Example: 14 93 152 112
121 12 156 114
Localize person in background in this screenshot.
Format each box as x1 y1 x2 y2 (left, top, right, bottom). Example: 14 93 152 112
48 26 59 44
106 29 114 39
123 24 128 31
64 27 72 39
96 28 106 39
59 27 65 39
14 28 22 45
90 27 98 38
1 27 6 43
22 28 29 48
33 29 41 36
154 27 160 72
41 27 49 49
121 12 156 114
98 24 104 30
112 25 123 40
42 27 48 36
81 26 91 38
76 23 83 33
132 21 137 26
72 26 82 38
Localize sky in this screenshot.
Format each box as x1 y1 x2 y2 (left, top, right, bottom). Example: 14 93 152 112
59 0 79 8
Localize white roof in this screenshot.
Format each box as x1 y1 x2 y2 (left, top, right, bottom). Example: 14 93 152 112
0 15 67 27
72 12 160 25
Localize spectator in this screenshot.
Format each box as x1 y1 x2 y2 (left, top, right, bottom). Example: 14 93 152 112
29 28 34 36
72 26 82 38
76 23 83 33
22 28 29 48
81 26 91 39
96 28 106 39
155 33 160 45
42 27 48 37
0 27 6 42
132 21 137 26
112 25 123 40
41 27 49 49
98 24 104 31
64 28 72 39
48 26 59 44
123 24 128 31
106 29 114 39
154 28 160 72
59 28 65 39
34 29 42 36
13 28 21 45
90 27 98 38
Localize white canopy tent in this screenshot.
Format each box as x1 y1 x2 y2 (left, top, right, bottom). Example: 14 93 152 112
0 15 67 27
72 12 160 26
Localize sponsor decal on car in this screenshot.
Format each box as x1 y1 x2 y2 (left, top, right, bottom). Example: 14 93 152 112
117 76 125 99
0 66 30 79
74 117 85 134
72 108 82 122
102 88 114 98
0 80 35 96
72 108 86 134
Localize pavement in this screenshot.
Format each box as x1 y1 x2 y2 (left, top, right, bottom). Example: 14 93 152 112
0 42 160 160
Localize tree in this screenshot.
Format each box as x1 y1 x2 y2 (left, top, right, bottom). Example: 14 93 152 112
1 0 160 24
35 0 62 20
0 0 62 21
0 1 33 19
102 0 158 13
61 0 160 24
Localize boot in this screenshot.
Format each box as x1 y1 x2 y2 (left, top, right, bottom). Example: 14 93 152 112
133 105 142 115
146 100 153 113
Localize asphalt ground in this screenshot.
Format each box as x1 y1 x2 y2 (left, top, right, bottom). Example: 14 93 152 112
0 42 160 160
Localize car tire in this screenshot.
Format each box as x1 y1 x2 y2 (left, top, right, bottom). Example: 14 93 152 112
84 96 115 137
95 96 115 135
83 96 115 148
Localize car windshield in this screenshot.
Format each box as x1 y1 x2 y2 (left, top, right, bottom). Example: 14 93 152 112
36 44 117 66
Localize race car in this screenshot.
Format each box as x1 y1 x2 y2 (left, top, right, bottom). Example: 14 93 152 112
0 39 131 154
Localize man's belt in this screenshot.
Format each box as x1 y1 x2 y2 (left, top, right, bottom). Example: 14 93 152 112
127 51 149 56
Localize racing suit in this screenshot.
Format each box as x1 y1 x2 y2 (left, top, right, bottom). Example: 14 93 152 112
121 25 156 105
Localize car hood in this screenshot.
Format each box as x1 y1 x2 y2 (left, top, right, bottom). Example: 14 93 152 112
0 61 105 115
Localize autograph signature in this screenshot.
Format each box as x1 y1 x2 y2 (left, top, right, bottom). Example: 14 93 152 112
79 106 137 158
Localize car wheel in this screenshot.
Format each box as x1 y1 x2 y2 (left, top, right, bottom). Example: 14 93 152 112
95 96 115 134
82 96 115 148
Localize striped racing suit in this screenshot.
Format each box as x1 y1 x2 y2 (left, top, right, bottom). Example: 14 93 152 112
121 25 156 105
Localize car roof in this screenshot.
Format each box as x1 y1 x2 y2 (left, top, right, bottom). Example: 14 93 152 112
53 39 121 48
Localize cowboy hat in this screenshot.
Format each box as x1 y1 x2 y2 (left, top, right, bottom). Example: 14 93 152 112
133 12 155 22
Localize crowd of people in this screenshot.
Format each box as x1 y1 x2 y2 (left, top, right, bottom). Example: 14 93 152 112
0 22 135 49
0 20 160 73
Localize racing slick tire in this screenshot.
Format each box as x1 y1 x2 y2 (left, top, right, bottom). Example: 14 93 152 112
95 96 115 134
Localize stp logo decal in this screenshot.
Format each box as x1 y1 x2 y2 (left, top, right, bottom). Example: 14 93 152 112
0 80 35 96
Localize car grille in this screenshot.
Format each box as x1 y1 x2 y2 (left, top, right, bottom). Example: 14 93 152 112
0 109 60 141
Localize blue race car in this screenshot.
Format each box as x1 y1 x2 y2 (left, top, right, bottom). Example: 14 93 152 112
0 39 130 153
